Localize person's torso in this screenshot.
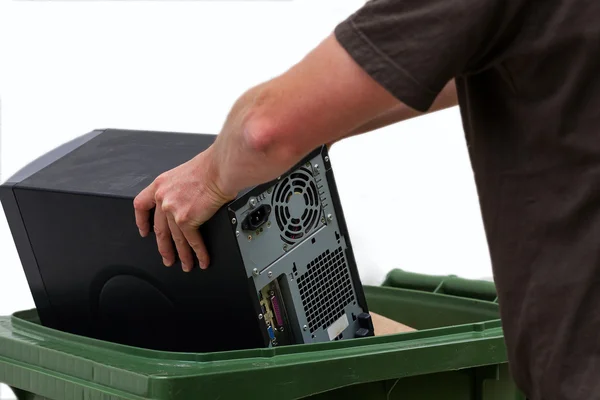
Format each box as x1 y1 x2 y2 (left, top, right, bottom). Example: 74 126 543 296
456 2 600 399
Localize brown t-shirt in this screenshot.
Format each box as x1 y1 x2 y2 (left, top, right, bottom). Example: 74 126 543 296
335 1 600 399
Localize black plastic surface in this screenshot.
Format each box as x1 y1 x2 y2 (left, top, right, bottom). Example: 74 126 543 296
2 129 263 353
355 327 372 338
16 129 216 198
358 312 374 331
0 129 105 329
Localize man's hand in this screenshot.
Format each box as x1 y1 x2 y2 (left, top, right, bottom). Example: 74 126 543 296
133 147 236 272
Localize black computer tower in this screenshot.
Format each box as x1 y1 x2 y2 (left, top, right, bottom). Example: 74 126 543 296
0 129 373 353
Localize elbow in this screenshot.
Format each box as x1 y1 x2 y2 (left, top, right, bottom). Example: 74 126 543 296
242 106 306 165
243 115 277 155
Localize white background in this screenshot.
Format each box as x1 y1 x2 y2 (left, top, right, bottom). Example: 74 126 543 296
0 0 492 334
0 2 492 396
0 0 493 316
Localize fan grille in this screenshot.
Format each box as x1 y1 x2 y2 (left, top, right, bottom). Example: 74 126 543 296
272 168 321 245
297 247 355 334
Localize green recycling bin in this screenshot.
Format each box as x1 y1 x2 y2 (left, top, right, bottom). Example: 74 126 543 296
0 269 524 400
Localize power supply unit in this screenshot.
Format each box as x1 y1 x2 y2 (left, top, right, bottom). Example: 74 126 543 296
0 128 374 353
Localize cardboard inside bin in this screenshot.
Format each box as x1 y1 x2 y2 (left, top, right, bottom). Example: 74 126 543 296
372 312 417 335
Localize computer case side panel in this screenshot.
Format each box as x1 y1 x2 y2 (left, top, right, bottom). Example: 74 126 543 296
320 147 370 317
12 186 264 352
0 184 56 326
0 129 106 327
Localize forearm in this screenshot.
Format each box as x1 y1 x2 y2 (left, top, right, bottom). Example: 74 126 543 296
207 33 401 197
206 36 458 198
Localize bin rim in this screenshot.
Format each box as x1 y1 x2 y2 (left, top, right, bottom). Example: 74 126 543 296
5 285 503 370
0 284 508 400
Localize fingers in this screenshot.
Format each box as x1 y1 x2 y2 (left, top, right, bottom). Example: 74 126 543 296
179 223 210 270
153 206 175 267
167 214 195 272
153 205 206 272
135 165 220 272
133 185 156 237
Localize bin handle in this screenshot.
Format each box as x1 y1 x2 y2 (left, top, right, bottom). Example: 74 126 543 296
382 269 498 303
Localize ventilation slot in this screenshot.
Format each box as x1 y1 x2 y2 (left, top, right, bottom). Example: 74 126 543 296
297 247 355 334
272 167 322 245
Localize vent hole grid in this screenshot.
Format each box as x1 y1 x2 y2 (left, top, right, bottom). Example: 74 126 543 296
297 246 355 334
272 167 323 245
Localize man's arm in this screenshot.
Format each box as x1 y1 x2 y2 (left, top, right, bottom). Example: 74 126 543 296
207 33 409 197
328 79 457 148
133 33 456 271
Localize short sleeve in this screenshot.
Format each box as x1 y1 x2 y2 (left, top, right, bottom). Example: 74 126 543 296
334 0 523 111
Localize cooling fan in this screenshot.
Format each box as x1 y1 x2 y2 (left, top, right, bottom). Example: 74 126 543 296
272 167 323 245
